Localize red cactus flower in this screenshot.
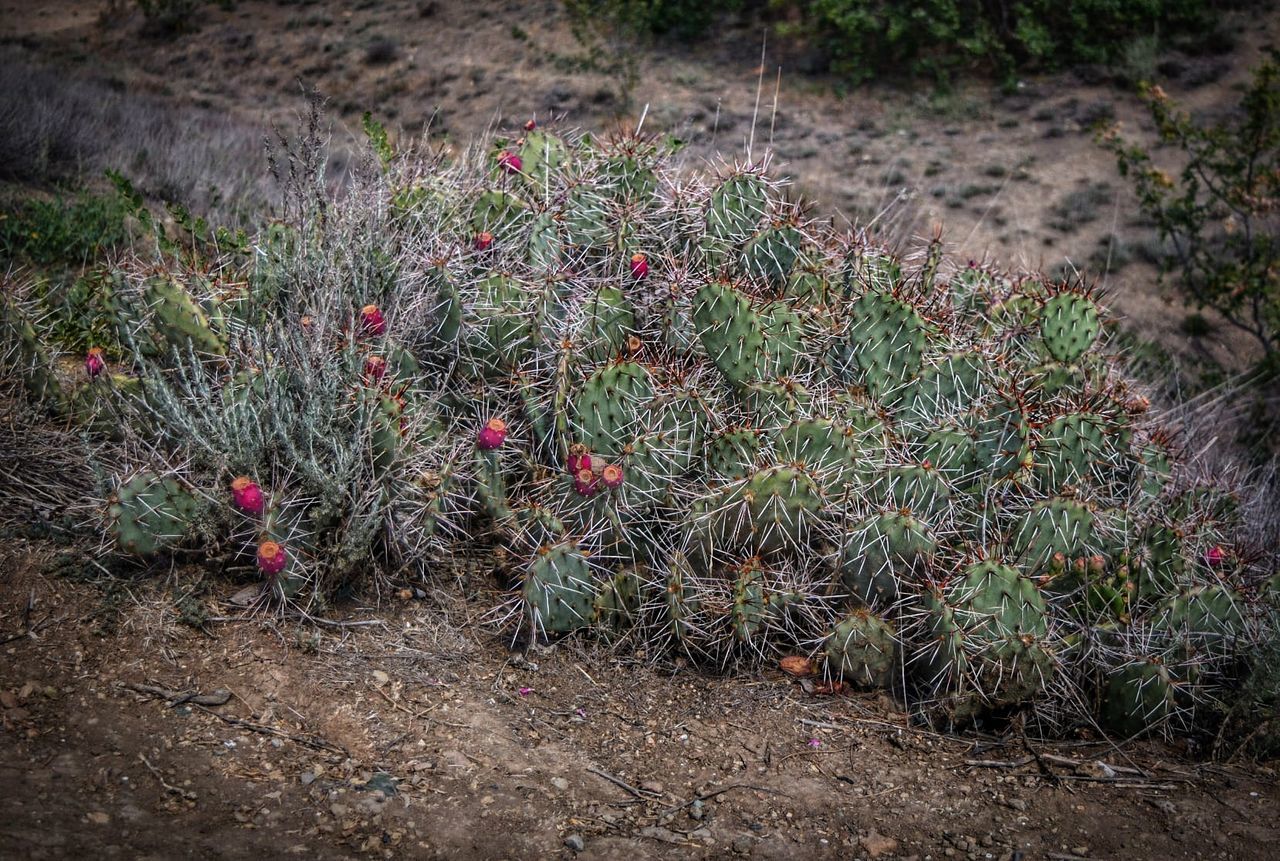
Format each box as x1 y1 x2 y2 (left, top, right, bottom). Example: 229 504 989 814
256 540 287 576
567 443 592 475
230 476 265 516
360 304 387 337
498 151 522 175
601 463 624 490
477 417 508 450
1205 545 1228 568
84 347 105 379
524 118 537 131
629 252 649 280
474 231 494 251
573 467 598 497
364 355 388 384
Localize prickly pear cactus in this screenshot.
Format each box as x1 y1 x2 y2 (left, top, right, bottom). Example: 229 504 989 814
6 117 1276 740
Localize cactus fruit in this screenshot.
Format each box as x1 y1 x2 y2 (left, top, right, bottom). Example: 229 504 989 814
364 355 388 384
256 540 288 575
475 231 494 251
497 150 522 175
600 463 624 490
477 418 508 451
85 347 105 379
567 444 592 475
360 304 387 337
230 476 265 516
630 253 649 280
572 468 598 497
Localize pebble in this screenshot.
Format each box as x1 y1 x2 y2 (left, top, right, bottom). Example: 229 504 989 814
564 834 584 852
690 799 705 821
551 777 570 792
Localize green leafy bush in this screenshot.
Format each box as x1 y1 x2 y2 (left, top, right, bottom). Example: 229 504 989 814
778 0 1220 83
1102 55 1280 363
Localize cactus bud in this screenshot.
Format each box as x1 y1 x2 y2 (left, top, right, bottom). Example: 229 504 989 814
475 231 494 251
630 252 649 280
84 347 105 379
1088 554 1106 576
256 540 287 575
477 418 508 450
1205 545 1228 568
230 476 265 516
524 118 537 131
360 304 387 337
573 467 598 497
364 355 387 384
567 443 592 475
497 151 522 175
601 463 624 489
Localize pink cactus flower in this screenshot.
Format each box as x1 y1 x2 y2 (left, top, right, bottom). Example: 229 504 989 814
230 476 265 516
256 540 287 576
477 418 508 451
360 304 387 337
498 151 522 175
629 252 649 280
84 347 105 379
601 463 624 490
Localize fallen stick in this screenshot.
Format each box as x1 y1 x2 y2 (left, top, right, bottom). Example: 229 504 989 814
587 767 661 800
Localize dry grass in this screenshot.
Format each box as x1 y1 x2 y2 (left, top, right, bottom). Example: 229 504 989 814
0 47 275 224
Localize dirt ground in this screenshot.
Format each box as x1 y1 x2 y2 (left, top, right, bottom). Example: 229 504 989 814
3 3 1280 859
2 540 1279 860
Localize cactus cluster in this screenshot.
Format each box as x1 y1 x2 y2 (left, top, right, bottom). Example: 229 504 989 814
2 120 1275 738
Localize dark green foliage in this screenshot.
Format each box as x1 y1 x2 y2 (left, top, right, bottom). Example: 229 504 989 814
1102 55 1280 362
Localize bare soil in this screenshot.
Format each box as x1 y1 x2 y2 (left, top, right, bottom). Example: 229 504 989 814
3 3 1280 859
3 541 1279 860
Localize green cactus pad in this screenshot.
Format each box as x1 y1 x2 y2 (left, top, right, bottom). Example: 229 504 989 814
826 609 897 687
106 471 201 556
839 512 936 604
572 360 654 456
1040 291 1101 363
776 418 859 494
145 277 225 356
698 465 824 558
1013 497 1096 575
524 543 598 635
707 174 769 247
707 427 762 480
832 291 927 402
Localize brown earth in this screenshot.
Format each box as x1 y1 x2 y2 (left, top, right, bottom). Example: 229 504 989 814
3 541 1279 860
2 3 1280 859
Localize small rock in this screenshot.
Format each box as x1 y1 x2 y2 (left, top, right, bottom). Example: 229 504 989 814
564 834 585 852
551 777 570 792
640 779 664 795
639 826 684 845
301 772 316 786
690 799 705 821
87 811 110 825
731 836 755 854
861 830 899 858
